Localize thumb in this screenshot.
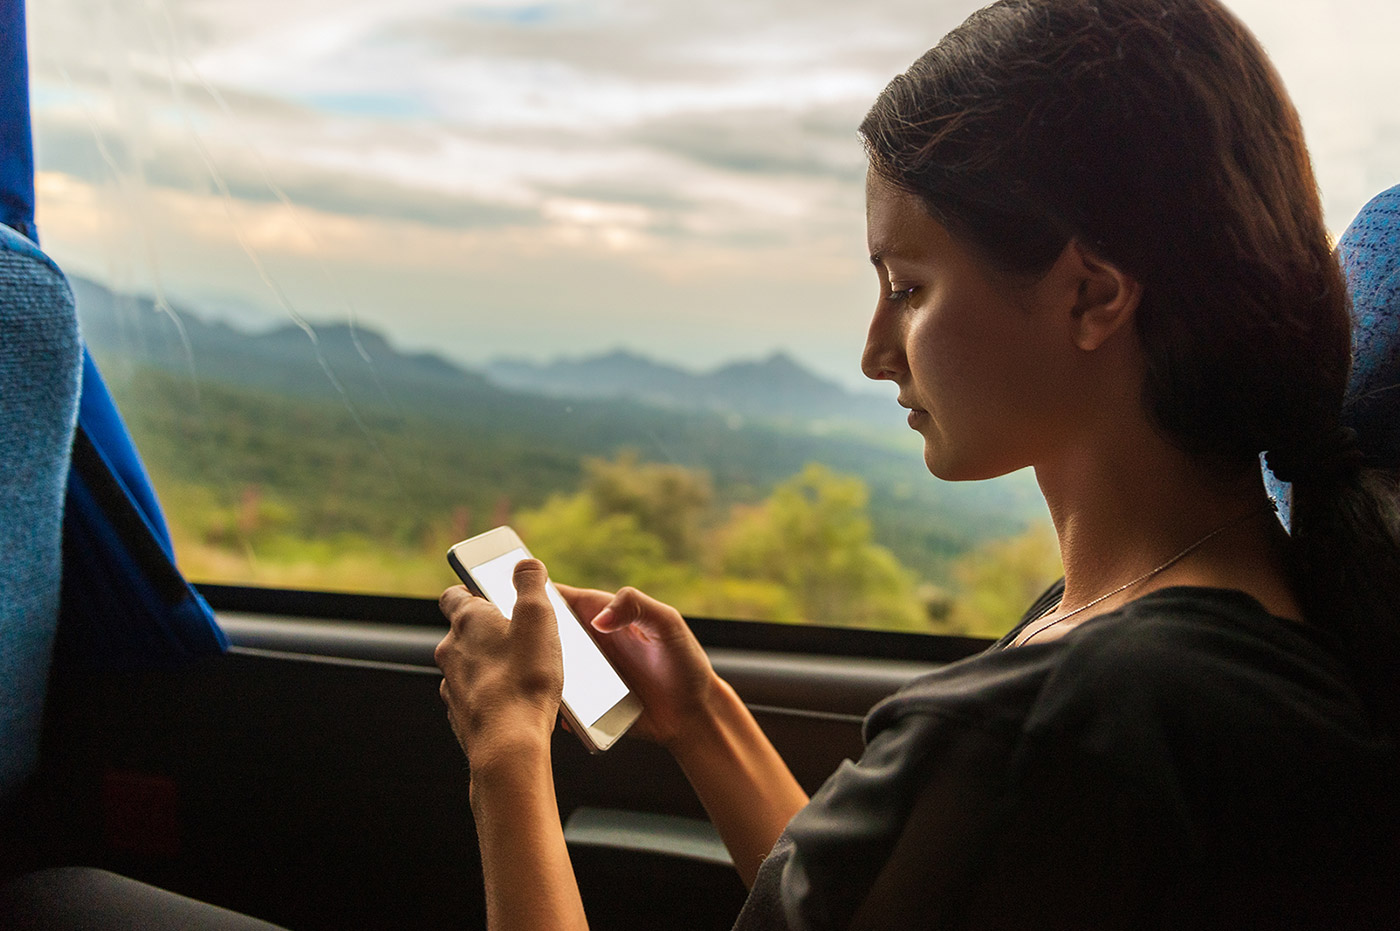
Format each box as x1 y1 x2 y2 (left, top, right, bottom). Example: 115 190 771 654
510 558 553 627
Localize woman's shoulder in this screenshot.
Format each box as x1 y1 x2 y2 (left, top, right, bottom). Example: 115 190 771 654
864 612 1065 741
1045 586 1363 711
873 585 1385 763
1024 586 1390 778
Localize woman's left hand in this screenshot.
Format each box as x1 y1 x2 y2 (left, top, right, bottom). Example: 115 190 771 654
435 558 563 771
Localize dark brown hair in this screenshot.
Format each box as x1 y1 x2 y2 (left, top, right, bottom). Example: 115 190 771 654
861 0 1398 726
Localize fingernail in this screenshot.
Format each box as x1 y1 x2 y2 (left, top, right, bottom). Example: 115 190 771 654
592 606 615 630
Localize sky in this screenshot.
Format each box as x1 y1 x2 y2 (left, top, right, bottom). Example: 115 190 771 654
25 0 1400 390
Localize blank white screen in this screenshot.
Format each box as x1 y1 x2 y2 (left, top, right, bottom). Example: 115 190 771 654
469 548 630 727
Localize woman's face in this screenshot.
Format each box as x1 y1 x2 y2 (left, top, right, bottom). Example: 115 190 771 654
861 173 1084 481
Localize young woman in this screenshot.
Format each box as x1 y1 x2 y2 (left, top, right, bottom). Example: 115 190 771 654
434 0 1400 927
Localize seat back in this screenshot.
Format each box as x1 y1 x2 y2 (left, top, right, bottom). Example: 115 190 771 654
0 223 81 804
1336 184 1400 465
1266 183 1400 526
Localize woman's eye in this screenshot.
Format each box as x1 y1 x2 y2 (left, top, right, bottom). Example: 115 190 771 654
887 286 916 303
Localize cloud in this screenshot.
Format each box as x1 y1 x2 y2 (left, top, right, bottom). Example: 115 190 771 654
32 115 545 231
26 0 1400 386
27 0 919 254
31 69 868 257
624 105 867 183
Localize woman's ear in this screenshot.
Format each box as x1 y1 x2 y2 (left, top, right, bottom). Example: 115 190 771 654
1064 241 1142 351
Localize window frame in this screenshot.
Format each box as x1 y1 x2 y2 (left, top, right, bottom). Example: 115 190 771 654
199 582 995 664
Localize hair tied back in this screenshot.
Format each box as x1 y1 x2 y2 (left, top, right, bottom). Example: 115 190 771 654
1265 427 1365 486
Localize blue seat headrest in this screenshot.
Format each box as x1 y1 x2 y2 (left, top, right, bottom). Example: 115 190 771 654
1266 185 1400 526
1338 184 1400 466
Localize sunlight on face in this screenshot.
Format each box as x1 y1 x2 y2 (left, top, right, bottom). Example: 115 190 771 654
861 176 1089 482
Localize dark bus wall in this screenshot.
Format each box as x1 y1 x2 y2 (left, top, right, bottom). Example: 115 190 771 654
18 588 985 931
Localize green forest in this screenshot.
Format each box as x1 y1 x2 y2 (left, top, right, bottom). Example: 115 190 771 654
101 358 1061 639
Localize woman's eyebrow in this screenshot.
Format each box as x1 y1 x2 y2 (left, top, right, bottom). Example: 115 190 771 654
869 242 909 267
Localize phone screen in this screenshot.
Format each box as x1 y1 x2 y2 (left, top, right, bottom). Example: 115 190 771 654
466 547 630 727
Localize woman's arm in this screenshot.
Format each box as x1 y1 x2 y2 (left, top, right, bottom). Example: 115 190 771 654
669 674 810 886
436 561 809 931
558 584 809 887
467 739 587 931
436 560 588 931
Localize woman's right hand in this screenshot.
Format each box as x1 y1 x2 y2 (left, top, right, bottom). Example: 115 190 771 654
554 583 721 750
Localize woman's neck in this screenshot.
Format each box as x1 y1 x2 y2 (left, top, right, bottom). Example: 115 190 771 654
1033 423 1300 625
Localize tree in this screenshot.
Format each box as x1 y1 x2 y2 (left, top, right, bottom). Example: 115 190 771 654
578 451 713 562
515 493 671 594
716 464 928 630
515 456 930 630
943 521 1062 638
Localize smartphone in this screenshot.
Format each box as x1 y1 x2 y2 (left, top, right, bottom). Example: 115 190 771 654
446 526 643 754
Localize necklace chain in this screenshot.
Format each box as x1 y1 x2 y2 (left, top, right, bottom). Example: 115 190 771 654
1015 501 1276 647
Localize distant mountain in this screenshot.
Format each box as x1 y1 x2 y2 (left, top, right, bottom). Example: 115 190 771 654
486 349 897 427
70 276 494 403
72 275 901 433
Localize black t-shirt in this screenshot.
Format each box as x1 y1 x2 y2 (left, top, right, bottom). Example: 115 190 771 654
735 585 1398 930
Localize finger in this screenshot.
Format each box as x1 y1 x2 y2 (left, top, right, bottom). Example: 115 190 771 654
555 582 616 624
510 558 556 632
592 586 687 639
439 586 511 640
434 632 453 672
439 585 479 624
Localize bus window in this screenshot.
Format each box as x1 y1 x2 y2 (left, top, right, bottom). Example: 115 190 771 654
26 0 1399 638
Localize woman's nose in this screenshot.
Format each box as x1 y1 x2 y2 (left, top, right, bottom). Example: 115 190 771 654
861 307 903 382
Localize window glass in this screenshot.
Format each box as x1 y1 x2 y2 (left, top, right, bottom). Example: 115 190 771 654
27 0 1399 637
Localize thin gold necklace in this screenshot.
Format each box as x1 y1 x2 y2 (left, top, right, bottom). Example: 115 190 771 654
1015 501 1276 647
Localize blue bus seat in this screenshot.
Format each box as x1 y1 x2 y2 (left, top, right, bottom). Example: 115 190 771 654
0 223 81 807
0 226 275 930
1336 184 1400 466
1266 183 1400 526
54 349 229 670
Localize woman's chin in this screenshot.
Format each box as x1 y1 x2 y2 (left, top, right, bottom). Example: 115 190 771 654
922 442 967 481
923 441 1015 483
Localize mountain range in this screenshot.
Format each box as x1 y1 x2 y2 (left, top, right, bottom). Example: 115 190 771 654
485 350 894 426
71 276 901 435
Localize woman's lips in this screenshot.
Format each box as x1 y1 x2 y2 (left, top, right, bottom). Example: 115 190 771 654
897 395 927 428
899 397 927 428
